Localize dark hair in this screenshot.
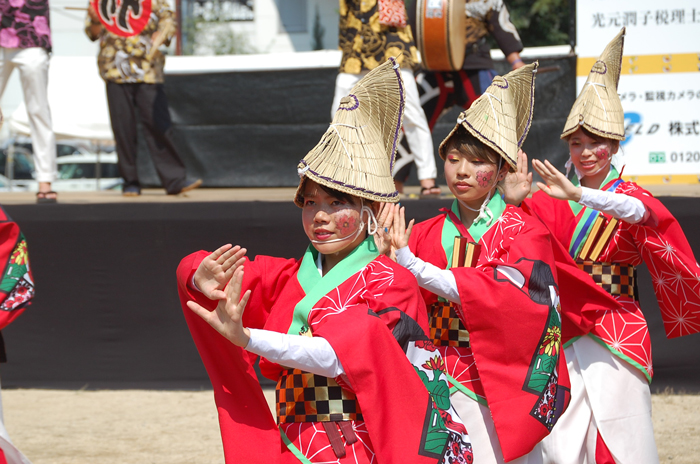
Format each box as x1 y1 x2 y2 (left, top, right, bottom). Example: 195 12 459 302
441 126 501 166
298 178 359 205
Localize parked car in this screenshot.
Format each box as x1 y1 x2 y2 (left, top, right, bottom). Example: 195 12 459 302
12 153 122 192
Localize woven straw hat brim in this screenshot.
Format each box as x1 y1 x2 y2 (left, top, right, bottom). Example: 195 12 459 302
561 27 626 140
438 62 538 170
294 59 404 207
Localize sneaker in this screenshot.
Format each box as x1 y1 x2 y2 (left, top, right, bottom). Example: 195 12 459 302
123 185 141 197
175 178 202 195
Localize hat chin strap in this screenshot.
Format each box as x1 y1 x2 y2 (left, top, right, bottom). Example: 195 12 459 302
456 158 502 226
309 203 378 245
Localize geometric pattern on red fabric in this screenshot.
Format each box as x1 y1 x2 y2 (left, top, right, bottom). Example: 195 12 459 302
280 421 376 464
576 260 636 299
277 368 363 424
591 300 653 378
614 181 700 338
429 301 470 347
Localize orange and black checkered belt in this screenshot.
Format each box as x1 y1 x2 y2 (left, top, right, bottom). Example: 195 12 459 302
576 260 637 299
276 368 363 424
428 301 470 348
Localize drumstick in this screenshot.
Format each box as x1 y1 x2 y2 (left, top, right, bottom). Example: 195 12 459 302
64 6 88 10
146 18 176 61
534 66 561 74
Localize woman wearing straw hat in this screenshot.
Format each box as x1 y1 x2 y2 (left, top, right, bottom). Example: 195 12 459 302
384 63 572 464
506 28 700 463
176 59 472 464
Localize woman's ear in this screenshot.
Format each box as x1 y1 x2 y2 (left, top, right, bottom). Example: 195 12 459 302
498 162 510 181
370 201 382 216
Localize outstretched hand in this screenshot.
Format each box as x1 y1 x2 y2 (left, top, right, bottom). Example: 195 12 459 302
532 159 582 202
187 266 252 347
193 244 247 300
374 203 397 259
391 205 414 251
503 149 533 206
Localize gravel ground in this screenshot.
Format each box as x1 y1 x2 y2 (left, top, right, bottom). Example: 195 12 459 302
2 389 698 464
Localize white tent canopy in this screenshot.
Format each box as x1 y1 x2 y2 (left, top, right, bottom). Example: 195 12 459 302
8 56 114 142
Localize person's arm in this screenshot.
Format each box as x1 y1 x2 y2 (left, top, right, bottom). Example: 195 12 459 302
85 4 103 41
579 187 649 224
395 246 461 304
246 329 345 378
486 3 524 69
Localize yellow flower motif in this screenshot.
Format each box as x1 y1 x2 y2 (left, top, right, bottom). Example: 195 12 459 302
360 0 376 14
346 12 362 30
11 241 28 266
539 326 562 357
343 57 362 74
396 30 412 43
385 46 403 61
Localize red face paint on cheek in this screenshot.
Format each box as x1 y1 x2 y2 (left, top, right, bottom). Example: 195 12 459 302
595 147 609 161
335 213 358 236
476 170 494 188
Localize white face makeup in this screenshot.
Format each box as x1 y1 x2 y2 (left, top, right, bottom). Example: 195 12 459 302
568 128 619 184
443 148 505 213
300 181 370 259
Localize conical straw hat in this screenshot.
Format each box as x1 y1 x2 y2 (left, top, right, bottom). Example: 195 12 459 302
561 27 625 140
294 58 404 206
438 62 538 170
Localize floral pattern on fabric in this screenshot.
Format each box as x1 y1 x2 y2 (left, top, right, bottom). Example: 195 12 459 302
84 0 174 83
305 259 473 462
0 235 34 312
338 0 418 74
0 0 52 51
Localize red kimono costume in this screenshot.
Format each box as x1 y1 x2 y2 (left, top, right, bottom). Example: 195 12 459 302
524 168 700 463
0 206 35 464
177 237 472 464
408 196 571 463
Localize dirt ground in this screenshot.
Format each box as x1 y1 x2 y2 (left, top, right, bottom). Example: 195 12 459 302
2 388 699 464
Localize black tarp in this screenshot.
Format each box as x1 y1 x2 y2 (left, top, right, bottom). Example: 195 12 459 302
2 197 700 391
134 55 577 188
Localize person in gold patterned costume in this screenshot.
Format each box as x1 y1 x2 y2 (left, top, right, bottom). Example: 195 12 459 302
394 0 524 191
85 0 201 196
332 0 440 196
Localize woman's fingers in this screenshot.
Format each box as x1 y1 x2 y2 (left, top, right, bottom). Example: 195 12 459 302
210 244 233 262
187 300 213 322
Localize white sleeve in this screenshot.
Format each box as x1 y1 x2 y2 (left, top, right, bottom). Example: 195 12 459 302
245 329 345 378
579 187 649 224
395 246 461 304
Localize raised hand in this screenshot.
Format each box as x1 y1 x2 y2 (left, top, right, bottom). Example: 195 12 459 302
391 205 414 251
503 149 533 206
533 159 582 202
193 244 247 300
374 203 396 259
187 266 252 347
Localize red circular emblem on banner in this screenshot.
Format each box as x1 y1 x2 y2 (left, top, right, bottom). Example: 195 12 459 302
91 0 153 37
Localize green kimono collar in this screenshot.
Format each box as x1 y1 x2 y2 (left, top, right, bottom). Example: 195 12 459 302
290 236 379 335
441 195 506 268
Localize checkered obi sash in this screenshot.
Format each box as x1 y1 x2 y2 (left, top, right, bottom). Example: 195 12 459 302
576 259 637 299
276 368 363 424
428 301 470 348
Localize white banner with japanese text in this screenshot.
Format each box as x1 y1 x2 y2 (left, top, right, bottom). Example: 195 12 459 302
576 0 700 180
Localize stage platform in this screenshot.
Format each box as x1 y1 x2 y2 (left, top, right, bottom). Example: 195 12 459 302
1 187 699 391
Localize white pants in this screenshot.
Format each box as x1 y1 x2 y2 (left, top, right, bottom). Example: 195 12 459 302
331 68 437 181
542 336 659 464
0 47 57 183
451 392 543 464
0 375 32 464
